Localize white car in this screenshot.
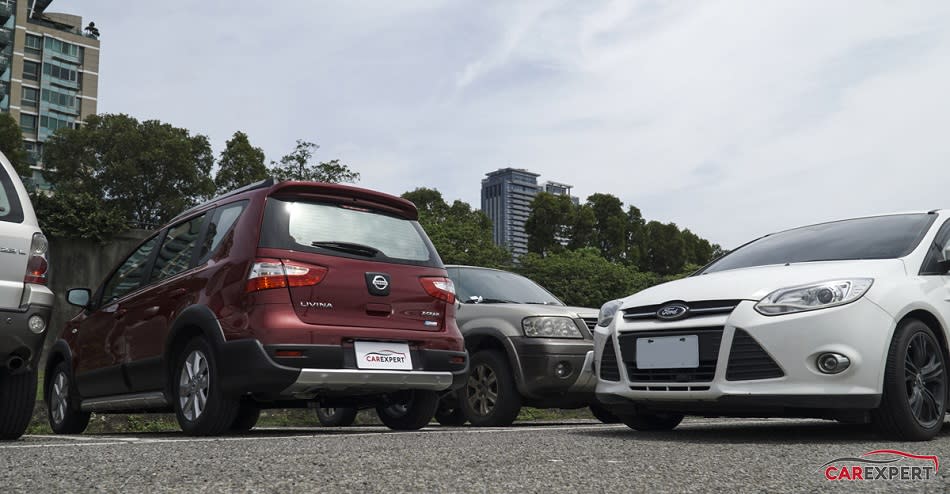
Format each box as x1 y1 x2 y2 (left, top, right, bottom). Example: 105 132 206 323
594 211 950 441
0 151 53 440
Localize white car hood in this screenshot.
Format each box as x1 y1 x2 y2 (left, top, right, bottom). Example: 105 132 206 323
619 259 907 308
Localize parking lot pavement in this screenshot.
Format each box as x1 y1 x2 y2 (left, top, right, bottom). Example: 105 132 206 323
1 418 949 493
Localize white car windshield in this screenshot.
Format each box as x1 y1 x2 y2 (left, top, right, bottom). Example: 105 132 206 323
701 213 936 274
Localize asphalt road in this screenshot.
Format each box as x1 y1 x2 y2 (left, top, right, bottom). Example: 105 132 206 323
2 418 949 493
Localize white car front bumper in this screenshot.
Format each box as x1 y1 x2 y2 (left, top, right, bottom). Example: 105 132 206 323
594 298 895 413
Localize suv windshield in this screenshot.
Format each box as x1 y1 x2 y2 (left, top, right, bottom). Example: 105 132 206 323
260 198 442 267
701 213 935 274
453 268 563 305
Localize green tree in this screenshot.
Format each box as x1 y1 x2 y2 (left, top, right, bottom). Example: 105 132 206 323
0 113 28 177
42 113 216 232
30 190 127 242
402 188 510 267
641 221 687 275
525 192 574 256
624 205 646 267
586 193 627 262
214 131 268 193
568 204 595 250
516 248 657 308
681 228 714 266
271 140 359 183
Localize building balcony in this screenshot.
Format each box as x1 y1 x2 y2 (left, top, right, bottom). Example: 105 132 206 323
0 30 10 48
0 2 11 24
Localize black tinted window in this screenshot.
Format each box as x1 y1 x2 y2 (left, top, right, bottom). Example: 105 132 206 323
260 198 442 268
702 214 935 274
150 214 206 283
102 235 161 302
453 268 563 305
0 165 24 223
198 201 246 263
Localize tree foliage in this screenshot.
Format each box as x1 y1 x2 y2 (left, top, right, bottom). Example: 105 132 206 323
271 140 359 183
515 248 658 308
524 192 574 257
30 190 128 243
41 113 216 234
214 131 267 193
402 188 510 268
0 113 28 177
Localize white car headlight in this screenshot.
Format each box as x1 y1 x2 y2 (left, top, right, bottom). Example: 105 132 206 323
597 299 623 327
754 278 874 316
522 316 583 338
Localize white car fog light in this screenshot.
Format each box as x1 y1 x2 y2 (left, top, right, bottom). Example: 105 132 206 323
28 315 46 334
817 353 850 374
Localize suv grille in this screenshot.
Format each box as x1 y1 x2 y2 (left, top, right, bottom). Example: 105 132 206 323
599 337 620 381
581 317 598 331
617 327 723 383
623 300 741 321
726 328 784 381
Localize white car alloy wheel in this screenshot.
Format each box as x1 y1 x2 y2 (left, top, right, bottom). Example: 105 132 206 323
178 349 210 422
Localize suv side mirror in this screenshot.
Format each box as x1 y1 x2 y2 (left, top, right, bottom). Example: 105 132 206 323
67 288 92 308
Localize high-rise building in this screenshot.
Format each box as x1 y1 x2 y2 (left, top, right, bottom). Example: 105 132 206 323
481 168 577 258
0 0 100 187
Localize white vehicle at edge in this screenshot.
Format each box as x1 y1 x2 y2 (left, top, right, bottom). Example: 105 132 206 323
594 211 950 441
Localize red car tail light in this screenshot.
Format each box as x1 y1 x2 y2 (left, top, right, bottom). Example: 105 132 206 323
24 232 49 285
420 276 455 303
246 259 328 292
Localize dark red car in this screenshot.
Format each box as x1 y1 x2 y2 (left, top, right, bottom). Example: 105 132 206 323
45 180 467 435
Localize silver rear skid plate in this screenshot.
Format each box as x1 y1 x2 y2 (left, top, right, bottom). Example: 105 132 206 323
282 369 454 397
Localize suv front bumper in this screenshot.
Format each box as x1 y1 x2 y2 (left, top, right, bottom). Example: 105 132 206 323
509 336 596 402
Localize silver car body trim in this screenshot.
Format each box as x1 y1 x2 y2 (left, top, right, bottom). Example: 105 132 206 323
282 369 455 396
81 391 169 412
568 350 597 392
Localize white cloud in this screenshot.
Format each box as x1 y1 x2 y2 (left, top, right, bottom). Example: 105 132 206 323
76 0 950 248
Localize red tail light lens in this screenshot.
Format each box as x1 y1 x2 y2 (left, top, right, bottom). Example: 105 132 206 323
420 276 455 303
246 259 328 292
24 232 49 285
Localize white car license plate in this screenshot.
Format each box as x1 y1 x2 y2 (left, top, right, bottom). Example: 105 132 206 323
636 335 699 369
354 341 412 370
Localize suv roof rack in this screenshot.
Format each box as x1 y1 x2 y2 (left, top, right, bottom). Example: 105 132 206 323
169 178 276 224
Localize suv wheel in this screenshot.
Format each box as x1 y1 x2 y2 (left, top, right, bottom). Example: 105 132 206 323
316 407 358 427
434 394 466 426
589 403 621 424
872 319 947 441
619 412 684 431
46 362 90 435
173 338 238 436
0 368 38 440
375 390 439 430
461 350 521 427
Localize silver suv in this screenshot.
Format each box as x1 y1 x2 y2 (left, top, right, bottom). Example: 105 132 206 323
0 152 52 440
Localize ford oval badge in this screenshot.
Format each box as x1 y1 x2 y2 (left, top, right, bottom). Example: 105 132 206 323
656 303 689 321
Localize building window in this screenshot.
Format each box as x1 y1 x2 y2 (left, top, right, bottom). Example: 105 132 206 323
41 88 76 109
19 114 37 132
22 61 40 81
43 63 78 83
21 87 38 108
43 37 80 58
24 34 42 55
40 115 73 132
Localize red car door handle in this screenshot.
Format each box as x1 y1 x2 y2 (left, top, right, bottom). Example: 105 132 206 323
169 288 187 297
114 308 128 319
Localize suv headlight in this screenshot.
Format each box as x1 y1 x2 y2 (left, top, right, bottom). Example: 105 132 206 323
754 278 873 316
522 316 583 338
597 299 623 327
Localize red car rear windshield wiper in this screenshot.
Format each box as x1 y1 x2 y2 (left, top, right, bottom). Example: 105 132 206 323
311 241 380 257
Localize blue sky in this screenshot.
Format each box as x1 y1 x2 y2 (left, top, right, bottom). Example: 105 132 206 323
66 0 950 248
